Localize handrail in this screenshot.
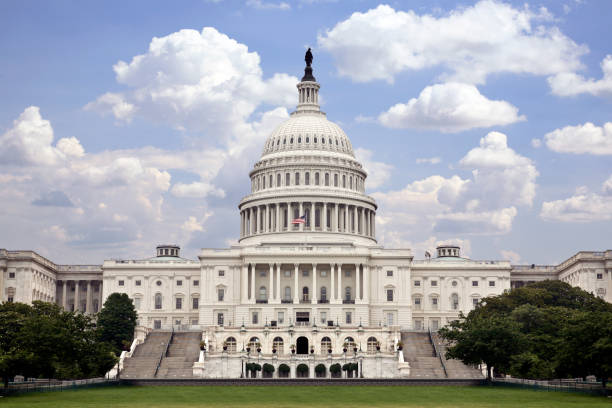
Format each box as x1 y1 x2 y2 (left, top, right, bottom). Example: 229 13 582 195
154 329 173 377
429 329 448 378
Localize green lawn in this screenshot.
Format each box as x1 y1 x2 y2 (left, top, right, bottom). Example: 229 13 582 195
1 385 609 408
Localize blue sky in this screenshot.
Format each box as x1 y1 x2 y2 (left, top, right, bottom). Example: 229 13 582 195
0 0 611 264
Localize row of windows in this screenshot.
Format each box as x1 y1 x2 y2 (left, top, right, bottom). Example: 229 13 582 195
412 295 479 310
266 134 347 150
118 279 199 287
413 279 496 287
136 294 200 310
252 171 364 192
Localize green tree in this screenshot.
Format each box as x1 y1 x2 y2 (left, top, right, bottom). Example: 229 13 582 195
97 293 138 355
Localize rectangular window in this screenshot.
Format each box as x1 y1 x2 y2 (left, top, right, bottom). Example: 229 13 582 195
154 320 162 329
177 280 182 286
252 312 258 325
473 298 479 307
278 311 284 324
320 270 327 277
218 289 224 302
414 298 421 310
345 270 351 277
176 298 182 309
118 280 124 286
414 280 420 287
597 273 603 280
218 313 224 326
218 270 225 277
386 289 394 302
432 298 438 310
8 272 15 279
260 271 266 277
414 320 422 330
431 319 439 331
191 319 198 326
302 270 309 277
387 313 394 326
193 280 199 286
489 281 495 287
320 311 327 324
431 280 437 287
345 312 352 324
472 280 478 287
135 280 141 286
134 298 141 310
7 297 14 303
192 297 199 309
284 270 291 277
386 270 393 277
175 320 181 326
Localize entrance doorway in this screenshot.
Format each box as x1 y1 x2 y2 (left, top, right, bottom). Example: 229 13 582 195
296 336 309 355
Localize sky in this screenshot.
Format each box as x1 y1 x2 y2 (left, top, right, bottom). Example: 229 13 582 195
0 0 611 265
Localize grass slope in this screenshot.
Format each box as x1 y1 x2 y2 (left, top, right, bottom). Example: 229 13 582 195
1 385 609 408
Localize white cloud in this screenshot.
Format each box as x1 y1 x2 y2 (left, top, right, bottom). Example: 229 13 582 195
531 138 542 148
416 157 441 165
372 131 536 246
548 55 612 97
354 148 393 189
182 216 205 232
86 27 296 138
56 137 85 158
501 249 521 263
171 182 226 198
318 1 586 84
544 122 612 155
540 175 612 222
378 83 525 132
246 0 290 10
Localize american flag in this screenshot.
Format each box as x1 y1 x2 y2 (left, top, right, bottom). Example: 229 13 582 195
291 214 306 224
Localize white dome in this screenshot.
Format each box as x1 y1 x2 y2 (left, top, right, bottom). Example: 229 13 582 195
262 111 354 157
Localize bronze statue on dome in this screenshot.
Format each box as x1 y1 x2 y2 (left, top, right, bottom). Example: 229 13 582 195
305 48 313 67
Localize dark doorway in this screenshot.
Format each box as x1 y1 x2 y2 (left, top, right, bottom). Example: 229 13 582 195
296 336 309 355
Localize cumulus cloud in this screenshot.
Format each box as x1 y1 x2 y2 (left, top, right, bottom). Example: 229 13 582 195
85 27 296 137
378 83 525 132
354 148 393 189
318 1 586 84
540 174 612 222
246 0 290 10
544 122 612 155
548 55 612 97
500 249 521 263
171 182 226 198
372 131 536 246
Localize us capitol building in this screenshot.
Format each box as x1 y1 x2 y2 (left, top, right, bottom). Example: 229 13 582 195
1 53 611 379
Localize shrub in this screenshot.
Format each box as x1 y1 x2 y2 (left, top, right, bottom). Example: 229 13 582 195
263 363 275 373
297 363 309 374
278 363 290 373
342 363 350 371
329 363 341 374
315 363 326 374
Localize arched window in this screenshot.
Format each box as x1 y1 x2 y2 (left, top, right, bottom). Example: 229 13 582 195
277 173 281 187
322 137 325 144
315 208 320 227
269 174 273 188
302 286 309 302
325 173 329 186
154 293 162 310
350 176 353 189
298 137 301 143
321 336 332 354
342 175 346 188
344 337 356 350
248 337 260 350
259 286 267 300
262 176 265 189
295 172 300 185
320 286 327 302
451 293 459 310
290 137 294 144
305 172 310 185
315 173 319 185
306 136 310 143
314 136 317 143
345 286 351 301
225 337 237 353
284 286 291 301
285 173 290 186
367 337 379 353
273 336 284 354
283 138 286 145
334 174 338 187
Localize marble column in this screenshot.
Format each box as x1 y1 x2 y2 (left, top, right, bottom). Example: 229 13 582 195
74 280 80 312
356 264 361 301
241 264 248 303
250 265 255 303
86 281 92 314
323 202 327 231
333 203 338 232
276 265 281 301
287 202 292 231
62 281 68 309
331 264 336 302
309 202 314 230
299 202 304 232
343 205 348 232
268 264 274 302
354 206 358 234
312 264 317 303
293 264 299 304
363 265 370 303
276 205 280 232
337 264 342 302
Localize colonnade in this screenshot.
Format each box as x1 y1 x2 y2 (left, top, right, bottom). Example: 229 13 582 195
240 202 375 239
31 270 56 302
240 263 369 305
59 280 103 314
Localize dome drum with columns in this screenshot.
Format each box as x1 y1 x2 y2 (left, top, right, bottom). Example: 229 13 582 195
239 58 377 245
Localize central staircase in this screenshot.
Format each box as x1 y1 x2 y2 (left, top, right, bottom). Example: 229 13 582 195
401 331 483 379
121 331 200 379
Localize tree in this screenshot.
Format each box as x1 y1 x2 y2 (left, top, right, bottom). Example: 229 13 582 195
97 293 138 355
440 313 525 381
